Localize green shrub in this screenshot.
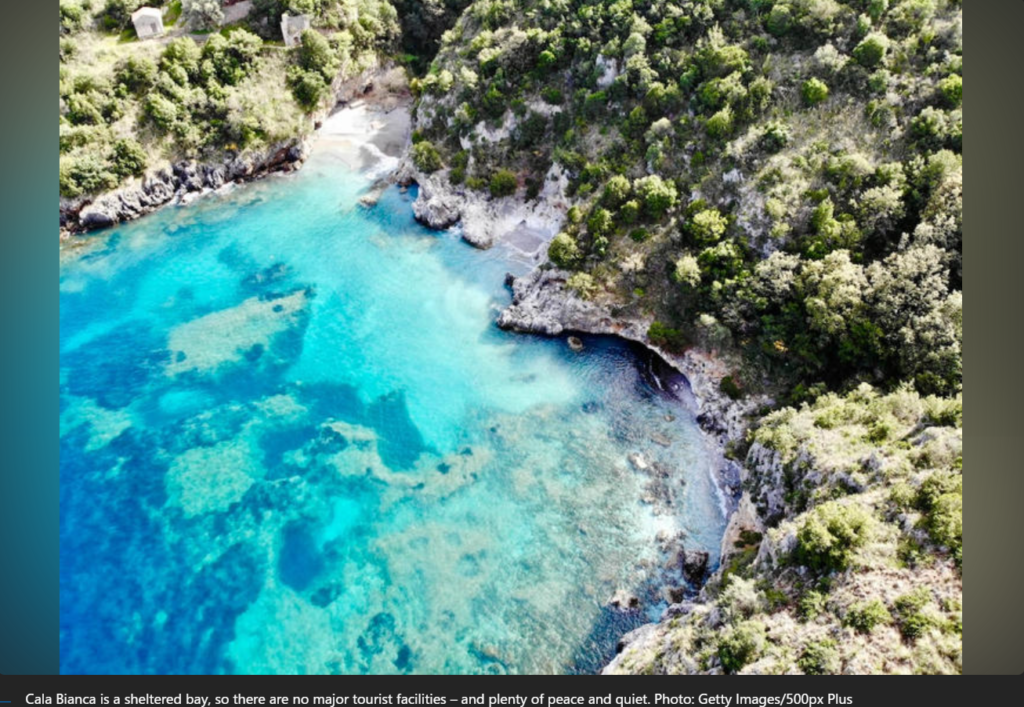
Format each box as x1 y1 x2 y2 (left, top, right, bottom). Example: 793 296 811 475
802 78 829 106
289 69 330 111
629 227 649 243
648 321 687 352
892 588 937 640
296 29 338 81
117 56 158 93
706 106 733 139
844 599 892 634
620 199 640 224
201 29 263 85
673 255 701 288
916 473 962 562
65 93 105 126
602 175 632 209
102 0 143 30
688 208 728 245
60 1 86 35
720 375 743 400
110 139 147 179
718 621 766 674
853 33 889 68
548 233 580 269
481 84 506 119
760 121 791 152
489 169 518 198
412 141 443 173
583 91 607 119
146 93 179 130
798 590 828 621
697 240 744 280
938 74 962 107
162 37 203 79
183 0 224 30
633 175 677 219
798 640 841 675
587 207 613 237
59 154 119 198
541 86 564 105
766 4 792 36
794 501 873 574
567 272 598 299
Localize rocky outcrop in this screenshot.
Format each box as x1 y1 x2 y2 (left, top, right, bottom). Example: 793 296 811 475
497 266 768 457
60 142 310 237
408 163 570 252
410 173 462 230
681 550 710 584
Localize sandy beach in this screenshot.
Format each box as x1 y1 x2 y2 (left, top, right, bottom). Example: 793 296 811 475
317 92 412 178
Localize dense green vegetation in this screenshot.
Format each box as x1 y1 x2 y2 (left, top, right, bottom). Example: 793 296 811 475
413 0 962 404
409 0 962 675
59 1 400 198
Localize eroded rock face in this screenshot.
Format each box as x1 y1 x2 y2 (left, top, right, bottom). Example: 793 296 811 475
496 268 622 337
410 174 462 230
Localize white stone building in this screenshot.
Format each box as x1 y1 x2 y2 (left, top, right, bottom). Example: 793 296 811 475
280 13 311 48
131 6 165 40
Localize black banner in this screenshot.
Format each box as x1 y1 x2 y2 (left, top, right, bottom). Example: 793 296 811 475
0 677 1010 707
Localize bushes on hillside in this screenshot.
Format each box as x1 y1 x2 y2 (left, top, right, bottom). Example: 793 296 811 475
802 78 829 106
853 33 889 68
794 501 873 574
489 169 518 198
718 621 766 673
412 141 443 173
548 232 580 268
288 30 339 111
633 175 677 219
60 1 87 35
184 0 225 30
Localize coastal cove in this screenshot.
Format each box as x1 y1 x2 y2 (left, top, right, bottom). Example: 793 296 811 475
58 103 729 675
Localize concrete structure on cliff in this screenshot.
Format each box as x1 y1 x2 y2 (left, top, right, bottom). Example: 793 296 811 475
280 13 312 48
131 6 165 39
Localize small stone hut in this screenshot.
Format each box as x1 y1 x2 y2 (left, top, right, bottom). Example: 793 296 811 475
281 13 311 48
131 6 165 39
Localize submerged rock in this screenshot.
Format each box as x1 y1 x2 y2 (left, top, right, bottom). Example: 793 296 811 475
682 550 710 583
628 452 649 471
609 589 641 611
651 432 673 447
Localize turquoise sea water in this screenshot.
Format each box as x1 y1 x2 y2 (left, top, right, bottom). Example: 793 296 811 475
59 144 725 674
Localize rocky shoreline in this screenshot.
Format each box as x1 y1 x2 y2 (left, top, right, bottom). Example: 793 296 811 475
59 139 312 238
59 65 410 241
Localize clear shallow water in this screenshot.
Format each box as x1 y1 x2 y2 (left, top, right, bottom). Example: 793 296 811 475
59 145 725 674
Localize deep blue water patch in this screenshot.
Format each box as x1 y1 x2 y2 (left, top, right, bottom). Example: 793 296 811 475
278 523 324 592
